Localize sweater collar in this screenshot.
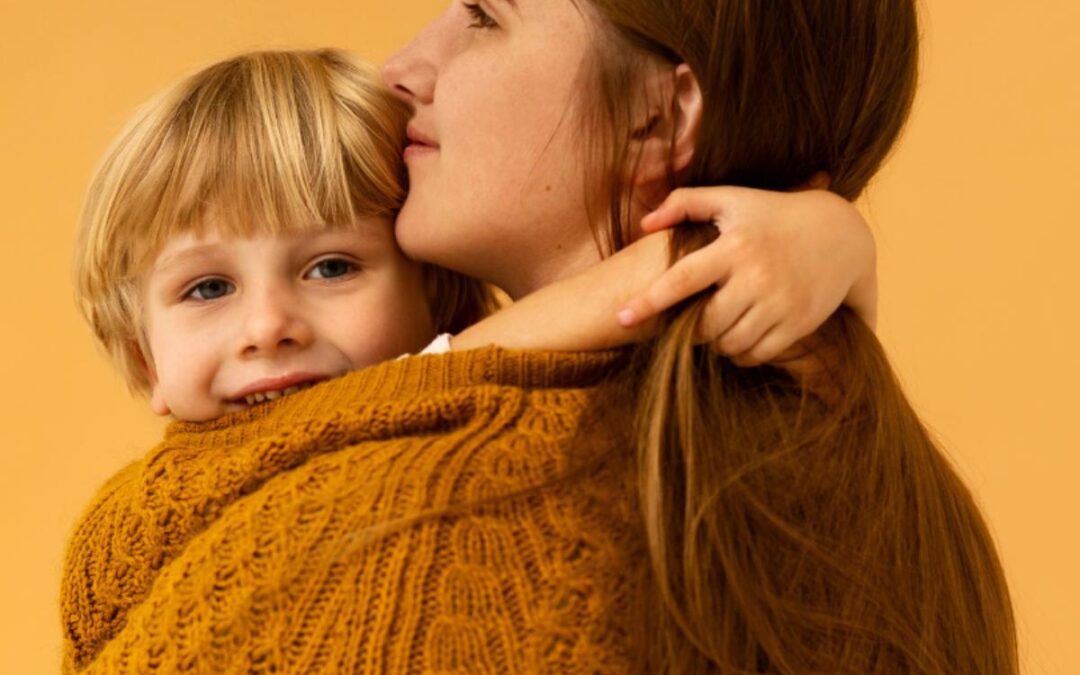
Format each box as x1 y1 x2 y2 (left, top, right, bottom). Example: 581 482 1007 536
164 346 627 445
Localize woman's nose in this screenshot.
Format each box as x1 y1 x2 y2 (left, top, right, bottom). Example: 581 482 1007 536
382 13 445 105
240 292 314 358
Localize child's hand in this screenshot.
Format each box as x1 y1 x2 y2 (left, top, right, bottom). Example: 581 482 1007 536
615 186 877 367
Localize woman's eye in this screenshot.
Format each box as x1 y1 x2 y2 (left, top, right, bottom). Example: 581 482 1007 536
306 258 357 280
184 278 235 301
463 2 498 30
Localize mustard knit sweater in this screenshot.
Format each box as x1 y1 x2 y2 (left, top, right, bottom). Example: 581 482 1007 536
61 347 647 674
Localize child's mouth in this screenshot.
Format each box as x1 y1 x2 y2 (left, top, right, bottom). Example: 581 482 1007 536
240 382 317 406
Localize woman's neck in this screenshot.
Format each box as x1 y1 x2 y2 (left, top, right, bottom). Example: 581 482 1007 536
493 231 605 301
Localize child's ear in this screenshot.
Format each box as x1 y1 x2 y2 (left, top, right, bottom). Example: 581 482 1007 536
134 344 171 417
633 63 703 187
149 385 171 417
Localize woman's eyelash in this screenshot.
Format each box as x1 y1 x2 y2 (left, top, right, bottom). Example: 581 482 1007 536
463 2 498 30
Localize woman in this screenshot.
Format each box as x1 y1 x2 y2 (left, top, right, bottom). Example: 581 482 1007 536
386 0 1016 672
62 1 1016 673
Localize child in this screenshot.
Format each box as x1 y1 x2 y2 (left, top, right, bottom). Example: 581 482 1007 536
74 49 499 421
63 48 879 671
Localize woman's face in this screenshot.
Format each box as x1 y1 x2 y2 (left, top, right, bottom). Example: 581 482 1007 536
383 0 603 298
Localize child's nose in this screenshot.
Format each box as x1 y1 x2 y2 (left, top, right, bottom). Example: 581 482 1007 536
240 293 314 358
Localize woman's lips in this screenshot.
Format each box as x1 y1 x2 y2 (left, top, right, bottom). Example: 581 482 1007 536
406 124 438 147
405 125 439 160
404 143 438 161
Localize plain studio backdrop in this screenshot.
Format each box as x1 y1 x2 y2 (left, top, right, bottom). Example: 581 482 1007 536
1 1 1077 672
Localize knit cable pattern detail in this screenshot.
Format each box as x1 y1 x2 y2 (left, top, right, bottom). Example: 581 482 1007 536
60 346 646 673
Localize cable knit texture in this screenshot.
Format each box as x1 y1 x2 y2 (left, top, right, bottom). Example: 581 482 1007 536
60 346 645 674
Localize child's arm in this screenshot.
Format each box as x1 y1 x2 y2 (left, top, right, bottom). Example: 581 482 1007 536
452 230 671 352
453 186 875 369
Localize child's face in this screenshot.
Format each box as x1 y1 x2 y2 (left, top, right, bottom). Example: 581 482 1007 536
140 218 434 421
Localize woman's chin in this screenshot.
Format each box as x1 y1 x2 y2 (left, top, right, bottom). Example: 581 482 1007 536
393 200 458 269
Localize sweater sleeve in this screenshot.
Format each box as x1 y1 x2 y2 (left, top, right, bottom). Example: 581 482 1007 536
61 346 643 674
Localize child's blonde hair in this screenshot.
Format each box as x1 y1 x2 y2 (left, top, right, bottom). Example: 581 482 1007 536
75 49 496 395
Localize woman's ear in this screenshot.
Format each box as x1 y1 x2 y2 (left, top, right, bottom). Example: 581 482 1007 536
633 64 703 186
669 64 703 174
799 171 832 191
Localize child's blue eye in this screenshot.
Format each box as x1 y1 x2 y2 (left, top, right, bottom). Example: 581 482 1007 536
306 258 357 280
185 278 235 301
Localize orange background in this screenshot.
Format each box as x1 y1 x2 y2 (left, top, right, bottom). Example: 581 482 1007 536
1 1 1077 671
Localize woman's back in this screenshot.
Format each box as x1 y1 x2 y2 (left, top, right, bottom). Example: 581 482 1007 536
631 309 1016 672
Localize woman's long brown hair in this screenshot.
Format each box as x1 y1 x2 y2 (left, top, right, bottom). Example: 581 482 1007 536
576 1 1018 672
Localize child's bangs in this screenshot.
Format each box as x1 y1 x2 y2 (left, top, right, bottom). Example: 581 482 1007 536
135 51 405 265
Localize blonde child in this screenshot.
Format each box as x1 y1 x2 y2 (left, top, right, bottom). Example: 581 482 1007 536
74 49 500 421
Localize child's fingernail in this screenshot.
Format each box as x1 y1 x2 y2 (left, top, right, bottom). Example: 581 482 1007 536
617 308 637 327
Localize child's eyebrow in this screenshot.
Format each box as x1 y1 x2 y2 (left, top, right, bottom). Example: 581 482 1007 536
152 244 222 275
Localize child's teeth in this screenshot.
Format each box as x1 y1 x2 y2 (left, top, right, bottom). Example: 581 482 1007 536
241 383 313 406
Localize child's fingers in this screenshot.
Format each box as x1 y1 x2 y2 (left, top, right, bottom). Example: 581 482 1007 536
640 186 738 233
617 245 734 327
729 323 797 367
693 283 754 344
707 303 775 356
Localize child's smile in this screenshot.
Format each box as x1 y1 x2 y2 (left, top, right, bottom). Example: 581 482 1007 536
228 373 327 408
139 222 435 421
